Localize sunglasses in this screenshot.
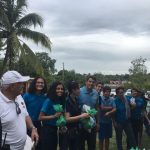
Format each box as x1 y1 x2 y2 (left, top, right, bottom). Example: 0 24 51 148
14 102 21 115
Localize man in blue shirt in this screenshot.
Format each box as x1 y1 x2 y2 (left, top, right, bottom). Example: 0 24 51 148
114 87 136 150
79 75 99 150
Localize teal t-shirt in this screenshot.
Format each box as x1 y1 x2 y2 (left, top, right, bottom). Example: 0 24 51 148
41 98 61 126
23 93 46 121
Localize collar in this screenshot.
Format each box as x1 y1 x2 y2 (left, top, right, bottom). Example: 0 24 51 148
83 86 93 94
0 91 14 103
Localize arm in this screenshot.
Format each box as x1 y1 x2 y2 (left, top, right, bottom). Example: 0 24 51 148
39 112 61 121
105 108 116 117
100 106 113 111
144 111 150 125
26 116 39 143
65 112 89 123
95 98 100 131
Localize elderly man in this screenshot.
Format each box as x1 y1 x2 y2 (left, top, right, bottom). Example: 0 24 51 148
0 70 38 150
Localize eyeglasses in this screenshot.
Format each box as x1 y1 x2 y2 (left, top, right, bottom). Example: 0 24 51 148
36 82 44 84
14 102 21 115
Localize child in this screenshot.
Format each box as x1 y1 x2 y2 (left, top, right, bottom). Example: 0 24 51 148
99 86 116 150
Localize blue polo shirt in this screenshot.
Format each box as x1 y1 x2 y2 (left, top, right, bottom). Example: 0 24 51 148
127 96 144 120
41 98 61 126
114 96 130 124
79 86 99 109
100 96 116 123
23 93 46 121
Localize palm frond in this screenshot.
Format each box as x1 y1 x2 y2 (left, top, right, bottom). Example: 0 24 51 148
0 1 11 30
16 13 43 28
17 28 51 50
17 0 27 9
21 42 44 75
14 0 28 23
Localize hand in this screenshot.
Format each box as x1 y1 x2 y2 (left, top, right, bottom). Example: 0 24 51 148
80 113 90 119
31 128 39 145
54 112 62 118
104 112 111 117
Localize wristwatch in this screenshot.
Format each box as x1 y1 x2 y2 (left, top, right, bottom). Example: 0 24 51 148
30 125 37 131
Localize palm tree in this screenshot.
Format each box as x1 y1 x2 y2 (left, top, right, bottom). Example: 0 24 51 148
0 0 51 74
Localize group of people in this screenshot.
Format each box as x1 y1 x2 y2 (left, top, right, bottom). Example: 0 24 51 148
0 70 150 150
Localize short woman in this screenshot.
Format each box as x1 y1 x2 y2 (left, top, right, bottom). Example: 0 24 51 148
39 81 65 150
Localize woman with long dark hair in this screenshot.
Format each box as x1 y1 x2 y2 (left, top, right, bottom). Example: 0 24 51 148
39 81 66 150
23 76 47 150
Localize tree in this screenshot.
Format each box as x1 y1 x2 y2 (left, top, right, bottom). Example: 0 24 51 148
36 52 56 75
129 56 147 75
0 0 51 73
128 56 147 89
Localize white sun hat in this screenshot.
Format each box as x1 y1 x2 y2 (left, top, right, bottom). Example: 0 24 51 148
1 70 30 85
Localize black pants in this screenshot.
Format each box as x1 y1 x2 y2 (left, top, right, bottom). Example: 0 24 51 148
115 121 136 150
65 127 80 150
130 118 143 146
41 125 58 150
78 128 96 150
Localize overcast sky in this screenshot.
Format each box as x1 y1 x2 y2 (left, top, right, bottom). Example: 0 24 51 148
27 0 150 74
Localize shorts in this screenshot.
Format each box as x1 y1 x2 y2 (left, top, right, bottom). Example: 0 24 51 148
99 122 112 140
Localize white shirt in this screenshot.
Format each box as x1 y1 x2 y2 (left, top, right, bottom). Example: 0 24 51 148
0 92 29 150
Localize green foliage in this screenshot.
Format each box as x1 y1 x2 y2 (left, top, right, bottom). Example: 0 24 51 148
0 0 51 72
55 70 85 87
13 52 56 82
129 56 148 90
36 52 56 75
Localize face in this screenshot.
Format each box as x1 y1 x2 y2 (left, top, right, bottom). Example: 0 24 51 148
11 82 24 96
117 89 124 97
86 78 95 90
131 90 138 97
72 87 80 97
35 78 45 92
56 84 64 97
95 84 103 93
103 90 110 98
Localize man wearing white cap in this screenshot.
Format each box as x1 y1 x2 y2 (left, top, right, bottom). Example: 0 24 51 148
0 70 39 150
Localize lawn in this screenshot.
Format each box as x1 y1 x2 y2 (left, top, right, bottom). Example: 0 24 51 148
93 128 150 150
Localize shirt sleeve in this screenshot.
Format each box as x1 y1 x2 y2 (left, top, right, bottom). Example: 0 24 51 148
41 99 50 113
65 100 71 113
111 99 116 108
136 98 144 108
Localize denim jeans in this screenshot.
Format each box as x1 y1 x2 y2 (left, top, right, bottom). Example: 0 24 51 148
115 121 136 150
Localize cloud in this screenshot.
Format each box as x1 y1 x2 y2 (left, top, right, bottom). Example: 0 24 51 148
26 0 150 74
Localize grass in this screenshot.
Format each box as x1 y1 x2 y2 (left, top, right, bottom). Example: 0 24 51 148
93 128 150 150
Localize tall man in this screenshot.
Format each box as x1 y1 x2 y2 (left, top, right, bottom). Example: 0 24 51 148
0 70 38 150
79 75 99 150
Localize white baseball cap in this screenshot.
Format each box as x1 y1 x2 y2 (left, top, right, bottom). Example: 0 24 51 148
1 70 30 85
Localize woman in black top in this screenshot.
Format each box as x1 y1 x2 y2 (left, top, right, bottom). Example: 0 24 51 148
65 81 89 150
